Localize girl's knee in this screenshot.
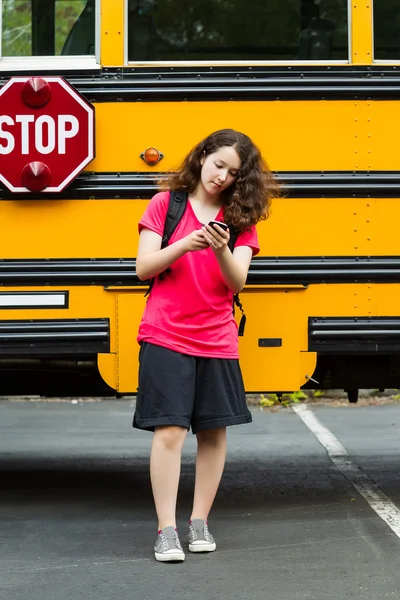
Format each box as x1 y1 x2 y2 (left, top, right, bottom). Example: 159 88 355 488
154 425 187 451
196 427 226 447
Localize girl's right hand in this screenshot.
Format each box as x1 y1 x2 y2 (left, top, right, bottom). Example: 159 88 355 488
184 229 209 252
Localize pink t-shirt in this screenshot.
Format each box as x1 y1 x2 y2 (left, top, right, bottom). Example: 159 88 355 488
137 191 260 358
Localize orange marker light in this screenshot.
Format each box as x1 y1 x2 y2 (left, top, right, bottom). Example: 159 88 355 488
140 147 164 165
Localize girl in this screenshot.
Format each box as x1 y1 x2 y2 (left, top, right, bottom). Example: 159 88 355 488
133 129 278 562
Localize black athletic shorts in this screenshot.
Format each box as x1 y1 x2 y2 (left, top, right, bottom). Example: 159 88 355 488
133 342 252 434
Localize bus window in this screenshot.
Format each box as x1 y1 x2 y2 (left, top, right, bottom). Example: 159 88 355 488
1 0 95 57
374 1 400 60
127 0 349 62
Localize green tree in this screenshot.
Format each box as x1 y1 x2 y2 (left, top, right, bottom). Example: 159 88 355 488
2 0 31 57
55 1 86 55
1 0 87 57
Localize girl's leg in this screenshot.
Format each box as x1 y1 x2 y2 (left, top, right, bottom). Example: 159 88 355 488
150 425 188 530
190 427 227 520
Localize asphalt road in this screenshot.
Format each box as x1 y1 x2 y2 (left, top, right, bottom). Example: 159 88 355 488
1 399 400 600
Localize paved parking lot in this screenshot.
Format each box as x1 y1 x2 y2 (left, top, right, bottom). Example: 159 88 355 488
1 399 400 599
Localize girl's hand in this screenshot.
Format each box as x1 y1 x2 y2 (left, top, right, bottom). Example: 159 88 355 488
202 224 230 253
184 229 209 252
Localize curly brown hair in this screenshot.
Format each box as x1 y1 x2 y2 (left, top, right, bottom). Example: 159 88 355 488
159 129 280 232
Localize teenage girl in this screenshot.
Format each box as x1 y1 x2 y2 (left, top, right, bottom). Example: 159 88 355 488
133 129 279 562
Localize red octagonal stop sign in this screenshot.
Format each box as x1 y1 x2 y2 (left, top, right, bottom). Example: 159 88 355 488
0 76 95 193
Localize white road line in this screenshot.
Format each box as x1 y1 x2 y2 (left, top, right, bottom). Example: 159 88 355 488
292 404 400 538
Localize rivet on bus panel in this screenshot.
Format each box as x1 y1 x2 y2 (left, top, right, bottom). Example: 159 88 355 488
140 148 164 165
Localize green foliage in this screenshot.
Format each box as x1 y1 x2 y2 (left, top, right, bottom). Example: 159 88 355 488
2 1 31 57
259 390 307 407
2 0 86 57
290 390 308 401
55 1 87 55
4 0 398 62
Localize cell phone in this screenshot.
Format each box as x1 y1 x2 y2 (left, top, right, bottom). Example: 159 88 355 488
208 220 228 232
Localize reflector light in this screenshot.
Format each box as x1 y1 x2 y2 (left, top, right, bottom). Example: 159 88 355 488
21 161 51 192
21 77 52 108
140 147 164 165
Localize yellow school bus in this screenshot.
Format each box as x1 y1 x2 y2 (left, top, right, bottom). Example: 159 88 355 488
0 0 399 402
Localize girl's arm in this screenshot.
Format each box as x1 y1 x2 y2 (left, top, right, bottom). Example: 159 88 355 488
136 228 208 281
215 246 253 294
202 224 253 293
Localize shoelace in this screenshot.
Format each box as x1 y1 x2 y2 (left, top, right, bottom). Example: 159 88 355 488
203 522 212 542
160 530 183 551
159 531 168 551
174 533 183 550
189 523 197 541
190 521 211 542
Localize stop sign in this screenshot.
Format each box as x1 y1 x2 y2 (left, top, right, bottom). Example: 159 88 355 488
0 76 95 192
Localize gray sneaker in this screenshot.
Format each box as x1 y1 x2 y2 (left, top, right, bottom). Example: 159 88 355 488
188 519 216 553
154 526 185 562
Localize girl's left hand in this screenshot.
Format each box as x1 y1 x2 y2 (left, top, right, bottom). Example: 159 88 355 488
202 224 230 253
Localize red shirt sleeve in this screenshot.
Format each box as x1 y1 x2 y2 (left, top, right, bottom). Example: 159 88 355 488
234 225 260 256
138 191 170 236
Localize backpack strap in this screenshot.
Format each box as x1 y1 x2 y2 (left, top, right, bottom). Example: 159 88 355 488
233 293 246 337
161 190 188 249
228 226 246 337
144 190 188 296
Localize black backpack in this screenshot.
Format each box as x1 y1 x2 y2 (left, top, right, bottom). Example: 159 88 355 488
145 190 246 336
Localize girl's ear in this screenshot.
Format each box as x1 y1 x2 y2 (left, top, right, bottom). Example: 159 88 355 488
200 151 206 166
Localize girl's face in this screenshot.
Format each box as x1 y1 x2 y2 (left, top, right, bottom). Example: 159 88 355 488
200 146 241 197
